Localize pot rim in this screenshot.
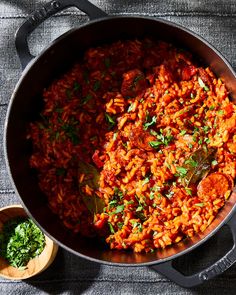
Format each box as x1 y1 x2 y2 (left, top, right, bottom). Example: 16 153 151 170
4 14 236 267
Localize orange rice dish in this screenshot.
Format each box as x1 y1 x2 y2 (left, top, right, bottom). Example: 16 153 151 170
29 39 236 253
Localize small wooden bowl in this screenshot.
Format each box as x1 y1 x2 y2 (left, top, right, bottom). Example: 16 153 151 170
0 205 58 280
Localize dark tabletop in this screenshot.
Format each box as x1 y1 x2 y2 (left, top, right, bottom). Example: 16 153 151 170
0 0 236 294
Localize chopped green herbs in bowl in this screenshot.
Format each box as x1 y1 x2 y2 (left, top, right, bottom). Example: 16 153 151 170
0 217 46 269
0 205 58 280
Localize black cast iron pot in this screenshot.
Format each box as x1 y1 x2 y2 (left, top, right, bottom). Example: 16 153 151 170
4 0 236 287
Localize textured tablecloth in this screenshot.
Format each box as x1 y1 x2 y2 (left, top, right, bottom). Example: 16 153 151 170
0 0 236 294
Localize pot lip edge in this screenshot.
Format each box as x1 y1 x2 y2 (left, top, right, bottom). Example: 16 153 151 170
3 14 236 267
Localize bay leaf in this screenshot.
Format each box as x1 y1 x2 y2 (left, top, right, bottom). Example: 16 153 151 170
181 147 217 187
77 161 104 214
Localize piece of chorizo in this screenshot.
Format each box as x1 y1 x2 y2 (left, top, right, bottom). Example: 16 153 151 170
197 172 233 199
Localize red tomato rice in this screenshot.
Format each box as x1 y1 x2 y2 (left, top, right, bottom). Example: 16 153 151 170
29 39 236 253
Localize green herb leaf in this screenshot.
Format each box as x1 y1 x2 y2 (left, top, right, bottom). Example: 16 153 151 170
111 205 125 215
218 110 224 115
127 103 134 112
176 166 188 178
198 77 209 91
165 191 174 199
150 192 155 200
81 93 93 105
180 130 187 136
108 222 115 234
117 222 124 229
149 141 162 149
136 205 143 212
73 81 81 91
184 158 198 168
108 200 118 208
185 187 192 195
195 203 205 207
202 126 210 133
149 129 173 148
143 115 157 130
212 160 218 166
142 177 150 186
105 113 116 129
93 80 101 91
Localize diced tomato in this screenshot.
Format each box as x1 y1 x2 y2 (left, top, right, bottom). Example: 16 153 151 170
223 103 234 118
94 218 107 229
182 65 197 81
92 150 104 168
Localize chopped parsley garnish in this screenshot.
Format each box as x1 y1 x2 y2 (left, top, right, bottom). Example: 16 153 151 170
202 126 210 133
218 110 224 115
73 81 81 91
175 166 188 178
127 103 134 112
184 158 197 167
204 137 211 144
198 138 203 145
198 77 209 91
150 192 155 200
114 187 123 199
143 115 157 130
131 220 143 232
108 222 115 234
0 217 45 268
105 113 116 129
136 205 143 212
185 187 192 195
81 93 93 105
149 141 162 149
180 130 187 136
61 123 80 145
195 203 205 207
117 222 124 229
212 160 218 166
142 177 150 186
149 129 173 148
113 205 124 214
108 200 118 209
93 80 101 91
165 191 174 199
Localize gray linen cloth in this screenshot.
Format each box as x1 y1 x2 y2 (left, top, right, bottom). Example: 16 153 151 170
0 0 236 294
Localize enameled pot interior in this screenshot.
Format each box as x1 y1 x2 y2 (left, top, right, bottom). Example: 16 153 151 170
5 17 236 265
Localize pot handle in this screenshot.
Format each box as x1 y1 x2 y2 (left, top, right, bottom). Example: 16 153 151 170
151 211 236 288
15 0 107 69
